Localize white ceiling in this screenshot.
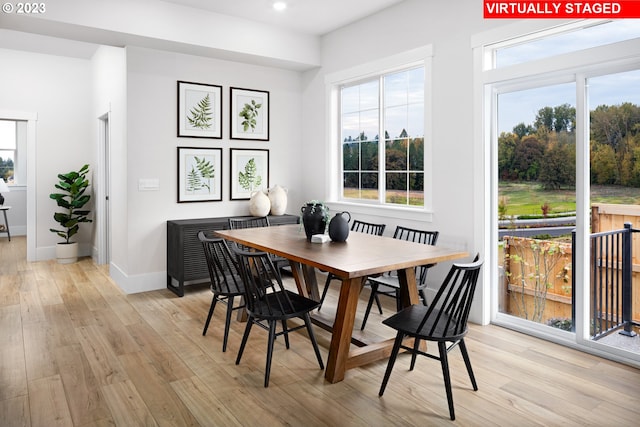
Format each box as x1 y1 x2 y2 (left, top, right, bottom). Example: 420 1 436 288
162 0 406 36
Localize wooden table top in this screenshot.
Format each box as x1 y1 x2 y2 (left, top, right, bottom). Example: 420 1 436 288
215 224 468 278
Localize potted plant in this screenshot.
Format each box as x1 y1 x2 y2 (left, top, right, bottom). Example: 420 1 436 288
300 200 330 240
49 164 92 263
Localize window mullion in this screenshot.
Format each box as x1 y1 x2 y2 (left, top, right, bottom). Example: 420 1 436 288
379 75 385 204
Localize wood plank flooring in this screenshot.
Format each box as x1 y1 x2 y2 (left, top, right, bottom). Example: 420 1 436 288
2 236 640 426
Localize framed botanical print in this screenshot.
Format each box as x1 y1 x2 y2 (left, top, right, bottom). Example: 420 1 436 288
230 148 269 200
177 147 222 202
230 87 269 141
177 81 222 138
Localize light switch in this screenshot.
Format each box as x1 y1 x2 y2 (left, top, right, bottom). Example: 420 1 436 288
138 178 159 191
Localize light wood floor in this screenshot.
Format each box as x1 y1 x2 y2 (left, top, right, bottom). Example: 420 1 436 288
2 236 640 426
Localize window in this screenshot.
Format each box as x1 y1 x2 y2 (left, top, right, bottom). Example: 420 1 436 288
0 120 16 184
475 18 640 361
340 66 425 207
492 20 640 69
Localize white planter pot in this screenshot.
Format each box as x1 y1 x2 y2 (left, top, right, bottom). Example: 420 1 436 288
249 190 271 217
268 185 288 215
56 242 78 264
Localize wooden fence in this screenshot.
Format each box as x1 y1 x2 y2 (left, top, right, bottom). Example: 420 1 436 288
502 204 640 327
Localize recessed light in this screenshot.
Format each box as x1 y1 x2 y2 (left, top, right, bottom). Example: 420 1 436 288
273 1 287 12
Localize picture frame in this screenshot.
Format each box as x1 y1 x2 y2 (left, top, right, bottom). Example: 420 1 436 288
230 148 269 200
230 87 270 141
177 81 222 138
177 147 223 203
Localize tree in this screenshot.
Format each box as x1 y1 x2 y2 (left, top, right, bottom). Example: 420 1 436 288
498 132 518 180
534 106 555 131
539 141 575 190
512 135 544 181
553 103 576 132
590 143 618 185
513 122 535 138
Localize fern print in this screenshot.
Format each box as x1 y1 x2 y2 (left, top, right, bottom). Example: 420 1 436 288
194 156 215 191
186 166 203 192
238 158 262 191
188 93 213 129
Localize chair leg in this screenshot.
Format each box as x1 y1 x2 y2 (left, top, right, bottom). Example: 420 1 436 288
235 317 253 365
282 319 290 349
379 332 404 396
361 283 378 330
459 339 478 391
318 273 335 311
202 295 217 336
303 313 324 369
374 293 384 314
409 338 420 371
418 288 429 306
222 296 234 352
264 320 277 387
438 341 456 421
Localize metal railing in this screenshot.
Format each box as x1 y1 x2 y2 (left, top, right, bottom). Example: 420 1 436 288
585 223 639 340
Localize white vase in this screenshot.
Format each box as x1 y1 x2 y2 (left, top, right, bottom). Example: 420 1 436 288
56 242 78 264
268 185 288 216
249 190 271 217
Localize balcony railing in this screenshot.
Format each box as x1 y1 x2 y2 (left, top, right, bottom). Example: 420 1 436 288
583 223 640 340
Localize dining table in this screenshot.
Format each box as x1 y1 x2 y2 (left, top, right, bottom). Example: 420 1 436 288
215 223 468 383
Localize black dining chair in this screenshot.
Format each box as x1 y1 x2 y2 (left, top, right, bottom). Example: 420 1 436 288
198 231 245 352
360 226 439 330
227 216 290 272
317 219 386 311
233 247 325 387
378 254 482 421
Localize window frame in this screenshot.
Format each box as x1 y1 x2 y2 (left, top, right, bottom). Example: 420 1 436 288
325 46 434 221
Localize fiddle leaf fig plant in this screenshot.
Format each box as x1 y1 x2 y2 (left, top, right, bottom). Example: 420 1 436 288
49 164 92 244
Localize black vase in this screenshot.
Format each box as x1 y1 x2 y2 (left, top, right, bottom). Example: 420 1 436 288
329 211 351 242
301 203 327 241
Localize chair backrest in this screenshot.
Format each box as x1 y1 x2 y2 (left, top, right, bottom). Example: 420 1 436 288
417 254 482 340
233 248 295 317
228 216 270 229
351 219 386 236
393 226 440 285
198 231 243 295
227 216 271 251
392 225 439 245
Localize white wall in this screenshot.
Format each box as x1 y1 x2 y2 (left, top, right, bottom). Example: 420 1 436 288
0 47 94 257
113 46 304 292
301 0 508 322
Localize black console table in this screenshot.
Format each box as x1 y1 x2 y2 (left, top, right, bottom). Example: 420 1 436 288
166 214 299 296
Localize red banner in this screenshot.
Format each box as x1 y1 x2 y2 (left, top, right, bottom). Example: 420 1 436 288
484 1 640 18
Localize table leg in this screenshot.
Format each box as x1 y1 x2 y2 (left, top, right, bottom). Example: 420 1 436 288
325 277 364 383
397 267 419 308
289 260 320 301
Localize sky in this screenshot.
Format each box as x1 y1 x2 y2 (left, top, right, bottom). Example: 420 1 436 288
496 20 640 134
498 70 640 134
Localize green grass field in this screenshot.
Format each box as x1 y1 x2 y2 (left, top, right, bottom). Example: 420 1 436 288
499 182 640 217
344 182 640 217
